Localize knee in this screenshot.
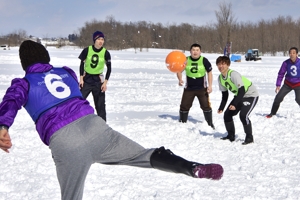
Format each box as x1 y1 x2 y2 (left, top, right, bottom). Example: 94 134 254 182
239 113 246 121
274 94 284 103
239 115 248 125
223 111 233 122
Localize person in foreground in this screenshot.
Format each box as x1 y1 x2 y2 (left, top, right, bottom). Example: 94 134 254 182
0 40 223 200
216 56 259 145
177 43 215 129
266 47 300 118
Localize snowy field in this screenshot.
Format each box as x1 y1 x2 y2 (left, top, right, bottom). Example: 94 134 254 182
0 47 300 200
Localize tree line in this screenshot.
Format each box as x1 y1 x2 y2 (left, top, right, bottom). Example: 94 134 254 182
76 16 300 56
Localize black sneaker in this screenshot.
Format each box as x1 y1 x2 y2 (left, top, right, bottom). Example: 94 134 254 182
221 136 235 142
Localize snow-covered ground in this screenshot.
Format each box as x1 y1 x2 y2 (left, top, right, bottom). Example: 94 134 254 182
0 47 300 200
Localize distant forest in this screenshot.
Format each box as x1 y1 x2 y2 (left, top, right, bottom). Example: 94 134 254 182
1 2 300 55
74 14 300 56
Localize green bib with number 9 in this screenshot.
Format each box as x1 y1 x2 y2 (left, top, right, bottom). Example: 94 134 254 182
84 46 106 74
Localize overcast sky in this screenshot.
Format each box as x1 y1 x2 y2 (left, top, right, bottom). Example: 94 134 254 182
1 0 300 38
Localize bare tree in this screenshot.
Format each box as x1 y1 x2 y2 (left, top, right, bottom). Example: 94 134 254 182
71 14 300 55
214 1 236 51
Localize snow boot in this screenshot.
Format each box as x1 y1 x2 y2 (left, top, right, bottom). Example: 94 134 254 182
221 121 235 142
242 123 254 145
179 110 188 123
204 110 215 129
150 146 223 180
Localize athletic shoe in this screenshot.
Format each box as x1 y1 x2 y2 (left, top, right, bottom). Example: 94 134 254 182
193 164 224 180
266 114 273 118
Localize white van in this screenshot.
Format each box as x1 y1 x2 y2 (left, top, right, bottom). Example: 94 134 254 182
0 44 10 50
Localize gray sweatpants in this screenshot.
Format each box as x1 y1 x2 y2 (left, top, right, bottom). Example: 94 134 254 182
49 114 155 200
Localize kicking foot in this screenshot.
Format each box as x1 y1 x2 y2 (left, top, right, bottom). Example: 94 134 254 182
193 164 224 180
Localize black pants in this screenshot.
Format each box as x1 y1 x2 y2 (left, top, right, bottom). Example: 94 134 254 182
224 96 259 125
180 88 212 111
270 84 300 115
81 82 106 121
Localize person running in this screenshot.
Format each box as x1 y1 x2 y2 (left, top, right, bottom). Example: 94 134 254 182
0 40 223 200
216 56 259 145
177 43 215 129
78 31 111 121
266 47 300 118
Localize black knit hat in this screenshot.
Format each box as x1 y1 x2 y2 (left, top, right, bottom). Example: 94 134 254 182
19 40 50 71
93 31 105 43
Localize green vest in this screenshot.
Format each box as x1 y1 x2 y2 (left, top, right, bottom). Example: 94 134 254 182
219 69 252 96
84 46 106 74
185 56 206 78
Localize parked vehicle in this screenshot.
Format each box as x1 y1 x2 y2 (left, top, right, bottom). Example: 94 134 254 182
0 44 10 50
245 49 262 61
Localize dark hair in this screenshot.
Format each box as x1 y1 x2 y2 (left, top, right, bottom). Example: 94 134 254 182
216 56 231 66
190 43 201 50
289 47 298 54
